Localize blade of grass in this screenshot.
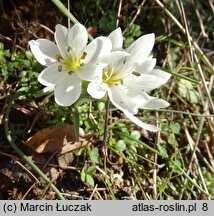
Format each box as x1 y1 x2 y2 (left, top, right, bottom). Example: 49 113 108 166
3 88 65 200
153 109 214 117
176 164 211 197
156 66 201 84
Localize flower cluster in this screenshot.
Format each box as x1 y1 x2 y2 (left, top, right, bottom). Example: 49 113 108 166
29 23 171 132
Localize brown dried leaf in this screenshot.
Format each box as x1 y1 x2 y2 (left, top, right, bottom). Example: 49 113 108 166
23 124 85 153
57 134 93 167
57 151 74 167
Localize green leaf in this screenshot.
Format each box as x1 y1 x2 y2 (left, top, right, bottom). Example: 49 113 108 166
80 169 86 182
127 144 137 153
85 174 94 186
130 130 141 140
25 50 33 60
178 79 200 103
86 166 97 175
168 133 176 145
171 122 181 134
114 140 126 152
170 159 182 175
89 147 100 164
157 141 168 158
116 132 167 158
75 147 85 156
168 48 178 69
97 102 105 111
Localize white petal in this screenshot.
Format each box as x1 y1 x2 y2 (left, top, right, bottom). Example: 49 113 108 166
108 85 138 114
122 74 144 90
29 39 58 66
68 23 88 57
126 33 155 65
54 74 81 106
77 63 103 81
123 111 160 132
135 58 156 74
126 89 151 107
142 97 170 109
83 36 112 64
99 51 129 65
149 68 171 81
112 61 135 80
55 24 69 59
87 82 108 99
108 27 123 51
38 63 66 86
123 73 169 92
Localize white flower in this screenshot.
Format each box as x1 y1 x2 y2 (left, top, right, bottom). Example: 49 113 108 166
29 23 112 106
88 28 171 132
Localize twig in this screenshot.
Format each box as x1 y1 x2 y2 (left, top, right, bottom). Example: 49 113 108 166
153 111 159 200
191 0 208 38
89 184 98 200
40 24 54 35
15 161 40 183
193 51 214 112
123 0 146 35
183 128 214 174
208 0 214 13
155 0 213 73
116 0 123 28
178 0 194 63
133 172 148 200
179 73 213 199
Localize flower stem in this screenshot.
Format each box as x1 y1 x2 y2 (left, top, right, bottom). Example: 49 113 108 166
3 89 65 200
51 0 93 41
72 107 79 142
103 97 116 199
103 97 110 148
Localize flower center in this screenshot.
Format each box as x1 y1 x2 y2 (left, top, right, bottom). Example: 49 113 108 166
102 65 121 85
61 54 82 72
102 59 129 86
56 51 87 74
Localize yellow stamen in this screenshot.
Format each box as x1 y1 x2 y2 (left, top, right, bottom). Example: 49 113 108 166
55 51 87 74
102 65 121 85
61 55 82 72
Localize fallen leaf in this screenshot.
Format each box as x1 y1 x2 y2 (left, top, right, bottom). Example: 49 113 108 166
57 134 93 167
23 124 86 154
57 151 74 167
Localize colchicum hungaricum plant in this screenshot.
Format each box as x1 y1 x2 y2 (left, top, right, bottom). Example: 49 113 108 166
29 23 112 106
88 28 171 131
29 24 171 132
